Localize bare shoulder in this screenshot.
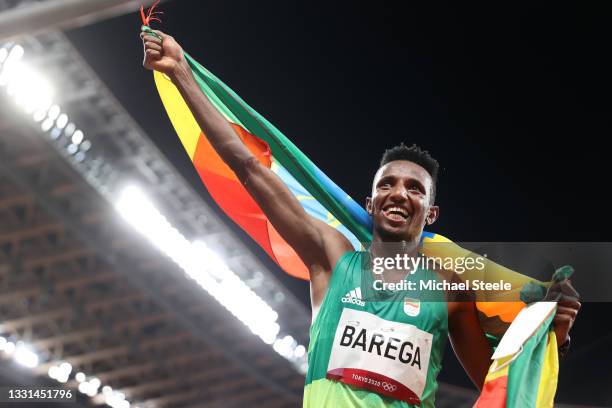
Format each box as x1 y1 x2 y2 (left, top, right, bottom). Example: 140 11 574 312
307 217 354 314
310 217 354 271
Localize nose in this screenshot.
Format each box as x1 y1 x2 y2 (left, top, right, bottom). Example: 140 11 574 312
388 183 408 202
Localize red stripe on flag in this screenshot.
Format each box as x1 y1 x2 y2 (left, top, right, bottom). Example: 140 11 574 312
192 124 308 279
473 375 508 408
196 168 276 254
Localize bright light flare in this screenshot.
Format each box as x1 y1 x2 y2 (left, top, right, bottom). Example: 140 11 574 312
4 65 53 114
115 185 282 345
13 344 39 368
0 45 53 115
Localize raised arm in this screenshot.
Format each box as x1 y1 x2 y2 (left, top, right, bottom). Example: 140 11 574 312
140 30 352 310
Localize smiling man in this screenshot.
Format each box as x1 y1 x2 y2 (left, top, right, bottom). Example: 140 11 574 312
141 29 581 407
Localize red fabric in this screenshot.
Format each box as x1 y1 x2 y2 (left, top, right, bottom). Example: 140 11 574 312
473 375 508 408
192 125 308 279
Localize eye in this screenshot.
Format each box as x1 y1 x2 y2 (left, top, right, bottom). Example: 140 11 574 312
408 184 424 194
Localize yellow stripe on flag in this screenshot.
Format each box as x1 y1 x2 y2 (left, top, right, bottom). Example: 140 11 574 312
154 71 201 160
536 332 559 407
484 355 511 383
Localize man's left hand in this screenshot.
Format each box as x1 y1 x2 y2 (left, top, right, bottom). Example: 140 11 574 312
547 279 581 346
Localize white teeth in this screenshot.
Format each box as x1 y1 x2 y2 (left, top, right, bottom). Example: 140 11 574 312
384 206 408 217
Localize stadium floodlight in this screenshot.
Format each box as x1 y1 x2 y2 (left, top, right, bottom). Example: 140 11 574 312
47 104 60 120
78 376 101 397
41 117 54 132
33 108 47 122
1 50 54 114
72 129 84 145
293 344 306 358
0 45 141 408
66 144 78 155
48 366 59 379
3 341 15 355
89 377 101 388
69 371 133 408
273 335 298 359
47 361 72 383
115 185 308 369
13 344 39 368
78 382 89 394
64 122 76 137
105 389 129 408
0 44 93 170
58 362 72 382
56 113 69 129
0 45 24 85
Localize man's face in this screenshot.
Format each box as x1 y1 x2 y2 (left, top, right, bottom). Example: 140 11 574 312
366 160 439 243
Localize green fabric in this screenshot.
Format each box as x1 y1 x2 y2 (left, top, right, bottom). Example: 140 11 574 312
182 52 373 243
552 265 574 283
520 282 548 304
506 314 555 407
521 265 575 303
304 251 448 408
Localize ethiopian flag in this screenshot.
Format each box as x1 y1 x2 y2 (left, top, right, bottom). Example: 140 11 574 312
475 302 559 407
141 9 558 405
148 41 536 331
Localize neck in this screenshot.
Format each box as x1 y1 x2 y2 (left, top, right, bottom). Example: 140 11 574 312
369 240 419 259
371 230 421 257
369 234 422 280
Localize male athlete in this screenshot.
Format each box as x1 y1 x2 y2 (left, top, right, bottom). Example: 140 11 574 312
141 30 581 407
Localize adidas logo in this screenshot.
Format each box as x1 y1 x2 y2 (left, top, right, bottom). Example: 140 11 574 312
341 287 365 307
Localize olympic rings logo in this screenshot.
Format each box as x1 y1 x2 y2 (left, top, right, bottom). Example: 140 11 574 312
381 382 397 392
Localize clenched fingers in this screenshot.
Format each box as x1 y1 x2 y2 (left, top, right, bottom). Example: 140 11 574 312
145 49 161 59
546 279 580 302
556 306 579 320
140 29 167 41
144 41 162 52
558 299 581 311
141 34 162 46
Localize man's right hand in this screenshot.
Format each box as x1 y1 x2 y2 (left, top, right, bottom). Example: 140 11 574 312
140 29 185 77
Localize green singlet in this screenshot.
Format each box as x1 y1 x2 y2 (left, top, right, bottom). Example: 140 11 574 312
303 251 448 407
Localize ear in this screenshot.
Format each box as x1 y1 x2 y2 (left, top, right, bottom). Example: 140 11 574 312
366 197 373 215
426 205 439 225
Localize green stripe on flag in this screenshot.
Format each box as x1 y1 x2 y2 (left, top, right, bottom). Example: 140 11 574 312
506 314 555 407
183 52 372 242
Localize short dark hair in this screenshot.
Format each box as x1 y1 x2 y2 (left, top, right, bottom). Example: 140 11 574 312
379 143 439 202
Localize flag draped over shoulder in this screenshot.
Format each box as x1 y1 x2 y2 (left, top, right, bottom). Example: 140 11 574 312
141 14 559 405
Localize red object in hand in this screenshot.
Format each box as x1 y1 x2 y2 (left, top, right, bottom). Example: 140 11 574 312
140 1 162 26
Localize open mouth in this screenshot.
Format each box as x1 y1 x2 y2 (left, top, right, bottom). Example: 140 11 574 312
382 205 410 223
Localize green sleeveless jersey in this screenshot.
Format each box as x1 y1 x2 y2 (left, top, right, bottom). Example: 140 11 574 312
304 251 448 408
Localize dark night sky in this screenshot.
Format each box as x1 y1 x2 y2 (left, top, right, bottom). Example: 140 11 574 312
65 1 611 404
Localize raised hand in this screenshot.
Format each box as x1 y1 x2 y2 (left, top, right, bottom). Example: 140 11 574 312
140 29 185 77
